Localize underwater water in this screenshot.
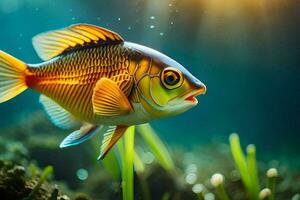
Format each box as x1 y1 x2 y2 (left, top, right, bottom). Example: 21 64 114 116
0 0 299 200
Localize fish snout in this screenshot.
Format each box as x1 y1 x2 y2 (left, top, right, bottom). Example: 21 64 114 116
193 79 207 95
183 79 206 105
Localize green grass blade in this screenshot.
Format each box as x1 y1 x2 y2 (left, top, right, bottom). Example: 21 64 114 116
134 150 144 175
137 124 174 172
247 144 260 199
229 134 251 192
266 168 278 200
117 136 124 158
121 126 135 200
23 165 53 200
89 131 120 180
103 149 121 180
135 151 151 200
218 184 230 200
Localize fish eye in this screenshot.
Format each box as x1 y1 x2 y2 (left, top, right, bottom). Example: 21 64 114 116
161 67 183 89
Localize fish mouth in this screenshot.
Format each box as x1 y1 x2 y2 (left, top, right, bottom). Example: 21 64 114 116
183 85 207 105
167 82 206 107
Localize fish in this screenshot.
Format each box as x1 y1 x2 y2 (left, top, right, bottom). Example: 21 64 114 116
0 24 206 159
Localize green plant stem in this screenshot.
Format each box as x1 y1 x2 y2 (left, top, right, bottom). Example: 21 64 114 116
103 149 121 180
134 150 144 175
23 166 53 200
121 126 135 200
229 134 258 199
137 173 151 200
229 134 251 186
117 136 124 158
216 184 230 200
90 132 120 180
247 144 260 199
134 150 151 200
28 163 37 179
266 177 276 200
196 192 205 200
161 193 170 200
137 124 174 172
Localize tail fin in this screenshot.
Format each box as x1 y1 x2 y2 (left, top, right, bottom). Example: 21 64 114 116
0 50 28 103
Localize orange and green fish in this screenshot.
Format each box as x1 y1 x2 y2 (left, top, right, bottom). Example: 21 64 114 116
0 24 206 159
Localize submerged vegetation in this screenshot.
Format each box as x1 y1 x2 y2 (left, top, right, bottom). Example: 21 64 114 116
209 134 284 200
0 112 299 200
0 160 69 200
103 123 175 200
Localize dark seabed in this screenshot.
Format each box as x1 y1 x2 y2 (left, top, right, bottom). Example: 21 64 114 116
0 0 299 199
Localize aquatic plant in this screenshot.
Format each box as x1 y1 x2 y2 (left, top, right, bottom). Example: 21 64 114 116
224 133 290 200
259 188 271 200
119 126 135 200
101 123 174 200
0 160 70 200
210 173 229 200
203 133 296 200
82 129 300 200
23 165 53 200
136 124 174 172
1 113 300 199
266 168 278 200
229 133 260 199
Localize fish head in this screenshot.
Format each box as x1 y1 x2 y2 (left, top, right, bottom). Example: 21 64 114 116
143 60 206 118
128 42 206 118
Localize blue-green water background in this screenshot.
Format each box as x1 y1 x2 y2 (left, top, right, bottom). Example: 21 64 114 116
0 0 299 160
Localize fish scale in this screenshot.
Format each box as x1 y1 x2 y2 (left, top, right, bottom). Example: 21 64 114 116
26 44 135 122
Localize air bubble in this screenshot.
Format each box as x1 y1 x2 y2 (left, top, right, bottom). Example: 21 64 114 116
192 184 204 194
185 173 197 184
76 168 88 181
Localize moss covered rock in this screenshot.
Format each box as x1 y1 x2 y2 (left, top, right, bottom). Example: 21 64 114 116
0 160 70 200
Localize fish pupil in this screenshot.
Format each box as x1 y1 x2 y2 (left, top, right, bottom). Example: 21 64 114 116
164 72 179 86
166 75 175 84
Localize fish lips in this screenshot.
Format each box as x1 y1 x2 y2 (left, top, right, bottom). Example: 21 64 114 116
168 84 206 108
184 84 207 105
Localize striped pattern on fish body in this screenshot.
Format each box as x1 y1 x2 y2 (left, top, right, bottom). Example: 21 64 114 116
0 23 206 159
26 44 142 123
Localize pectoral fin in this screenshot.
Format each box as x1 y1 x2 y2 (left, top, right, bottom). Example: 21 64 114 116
97 125 128 160
92 77 133 116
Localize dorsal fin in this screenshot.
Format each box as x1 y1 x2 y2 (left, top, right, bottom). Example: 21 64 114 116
32 24 124 61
